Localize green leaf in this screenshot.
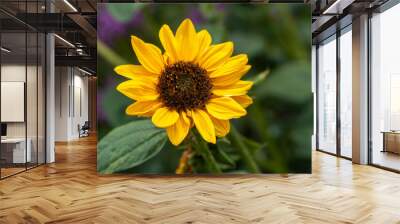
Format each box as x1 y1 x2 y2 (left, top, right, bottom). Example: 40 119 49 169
98 120 168 174
231 32 265 56
216 140 236 167
254 61 311 104
250 69 270 86
119 142 182 174
192 131 222 174
242 136 264 152
228 126 261 173
217 162 234 170
102 85 136 127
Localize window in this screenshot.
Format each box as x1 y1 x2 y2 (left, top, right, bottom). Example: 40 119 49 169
317 35 337 154
370 3 400 171
339 27 352 158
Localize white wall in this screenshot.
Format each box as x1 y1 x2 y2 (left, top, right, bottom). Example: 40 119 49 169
54 67 89 141
55 67 69 141
71 73 89 138
1 65 26 139
0 65 40 138
1 63 46 164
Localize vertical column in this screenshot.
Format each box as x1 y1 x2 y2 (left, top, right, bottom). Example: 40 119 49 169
88 76 97 132
312 45 316 150
352 14 369 164
336 30 341 156
46 1 55 163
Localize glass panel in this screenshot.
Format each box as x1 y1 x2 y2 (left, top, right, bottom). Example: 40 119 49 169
371 4 400 171
312 45 317 150
38 32 45 165
339 28 352 158
26 0 39 169
27 30 38 169
317 36 337 154
1 30 27 177
0 1 46 178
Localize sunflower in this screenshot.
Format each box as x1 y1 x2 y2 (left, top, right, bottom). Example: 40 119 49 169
115 18 253 146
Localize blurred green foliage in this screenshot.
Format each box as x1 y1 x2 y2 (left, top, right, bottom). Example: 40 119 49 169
97 3 312 174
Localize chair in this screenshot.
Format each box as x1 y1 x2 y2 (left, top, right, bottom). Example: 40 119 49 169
78 121 90 138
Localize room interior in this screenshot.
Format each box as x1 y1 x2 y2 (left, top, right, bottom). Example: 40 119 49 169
0 29 46 178
313 0 400 172
0 0 95 179
54 66 90 142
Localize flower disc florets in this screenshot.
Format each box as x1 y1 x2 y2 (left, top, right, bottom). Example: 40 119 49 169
157 61 212 112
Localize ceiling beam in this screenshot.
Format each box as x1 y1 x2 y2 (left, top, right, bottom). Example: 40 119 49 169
55 55 96 72
322 0 356 14
67 13 97 46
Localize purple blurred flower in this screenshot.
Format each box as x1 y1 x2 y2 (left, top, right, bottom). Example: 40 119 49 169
98 7 125 45
98 75 120 123
216 4 226 12
187 7 204 24
127 10 144 28
97 90 107 122
98 6 145 45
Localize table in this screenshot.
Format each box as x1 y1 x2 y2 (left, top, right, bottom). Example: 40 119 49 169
381 131 400 154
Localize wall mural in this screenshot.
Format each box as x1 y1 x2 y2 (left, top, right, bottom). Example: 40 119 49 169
97 3 312 174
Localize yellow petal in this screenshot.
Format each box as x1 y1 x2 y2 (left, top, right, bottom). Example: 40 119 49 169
152 107 179 128
232 95 253 108
166 112 190 146
212 80 253 96
116 80 159 101
210 116 230 137
159 24 179 63
185 110 195 128
175 18 198 62
191 109 216 144
209 54 249 78
164 52 174 65
194 29 212 62
114 64 158 82
206 97 246 120
126 100 162 116
131 36 164 74
199 42 233 72
212 65 251 86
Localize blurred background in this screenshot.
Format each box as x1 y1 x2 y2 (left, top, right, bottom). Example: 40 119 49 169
98 3 312 174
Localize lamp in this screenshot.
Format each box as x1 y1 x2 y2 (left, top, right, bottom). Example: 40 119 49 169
54 34 75 48
1 47 11 53
63 0 78 12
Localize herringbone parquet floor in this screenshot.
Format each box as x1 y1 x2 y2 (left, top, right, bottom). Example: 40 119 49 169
0 135 400 224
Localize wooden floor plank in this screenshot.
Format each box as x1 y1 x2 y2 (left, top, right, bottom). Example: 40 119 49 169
0 135 399 223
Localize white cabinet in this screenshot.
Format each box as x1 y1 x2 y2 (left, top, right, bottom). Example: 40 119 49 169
1 138 32 163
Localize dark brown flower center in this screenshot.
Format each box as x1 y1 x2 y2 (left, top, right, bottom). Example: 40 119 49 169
157 61 212 112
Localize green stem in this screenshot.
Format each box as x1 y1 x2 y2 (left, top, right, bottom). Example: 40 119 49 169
249 104 285 171
97 40 128 66
228 126 261 173
192 132 221 174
